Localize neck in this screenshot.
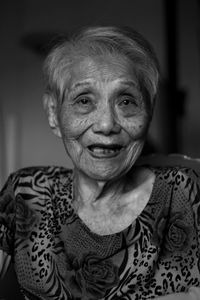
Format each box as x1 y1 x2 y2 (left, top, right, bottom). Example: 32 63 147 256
73 168 125 209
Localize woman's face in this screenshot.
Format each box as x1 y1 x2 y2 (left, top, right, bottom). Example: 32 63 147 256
57 54 151 181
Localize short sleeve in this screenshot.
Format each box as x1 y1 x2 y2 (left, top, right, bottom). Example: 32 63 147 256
0 174 16 255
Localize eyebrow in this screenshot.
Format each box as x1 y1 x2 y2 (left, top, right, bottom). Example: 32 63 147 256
70 81 93 92
117 80 138 88
70 79 137 91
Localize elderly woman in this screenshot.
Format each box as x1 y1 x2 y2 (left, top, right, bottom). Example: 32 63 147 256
0 25 200 300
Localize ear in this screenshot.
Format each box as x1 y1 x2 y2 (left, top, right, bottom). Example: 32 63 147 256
43 93 62 138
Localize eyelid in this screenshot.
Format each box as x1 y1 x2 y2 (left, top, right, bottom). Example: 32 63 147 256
117 86 140 97
119 93 136 98
117 93 138 103
72 91 93 102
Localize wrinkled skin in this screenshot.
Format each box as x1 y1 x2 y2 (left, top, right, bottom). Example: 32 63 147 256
55 54 152 182
46 53 152 183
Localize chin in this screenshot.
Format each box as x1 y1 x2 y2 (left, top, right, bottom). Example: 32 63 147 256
70 142 144 181
79 163 130 182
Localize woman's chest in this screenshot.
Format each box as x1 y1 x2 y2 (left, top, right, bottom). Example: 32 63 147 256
76 169 156 236
14 220 200 300
77 207 136 235
77 189 151 235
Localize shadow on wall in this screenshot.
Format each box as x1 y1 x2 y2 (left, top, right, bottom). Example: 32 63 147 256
0 265 23 300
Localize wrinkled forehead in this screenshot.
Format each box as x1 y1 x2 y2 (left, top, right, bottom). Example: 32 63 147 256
57 53 139 97
70 54 137 84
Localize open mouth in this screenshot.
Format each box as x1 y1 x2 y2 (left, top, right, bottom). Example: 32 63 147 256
87 144 124 158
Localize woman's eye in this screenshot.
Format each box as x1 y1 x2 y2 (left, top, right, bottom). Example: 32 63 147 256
120 99 135 106
74 96 94 113
78 98 90 105
118 96 140 116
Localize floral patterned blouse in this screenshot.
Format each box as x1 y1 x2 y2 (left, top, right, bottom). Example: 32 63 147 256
0 165 200 300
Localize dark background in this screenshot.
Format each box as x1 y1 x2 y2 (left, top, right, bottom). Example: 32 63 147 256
0 0 200 298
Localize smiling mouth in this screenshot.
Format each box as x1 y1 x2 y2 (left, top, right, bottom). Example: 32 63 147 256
87 144 124 158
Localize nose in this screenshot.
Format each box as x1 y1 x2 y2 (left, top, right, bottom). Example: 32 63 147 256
92 106 121 135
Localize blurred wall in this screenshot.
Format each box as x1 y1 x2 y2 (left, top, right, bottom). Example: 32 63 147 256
179 0 200 156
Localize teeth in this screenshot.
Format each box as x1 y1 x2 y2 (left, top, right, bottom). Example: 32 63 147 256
91 147 120 154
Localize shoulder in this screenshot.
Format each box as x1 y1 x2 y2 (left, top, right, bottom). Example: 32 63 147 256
124 165 199 197
134 165 200 190
149 165 200 183
0 166 73 204
0 165 73 206
149 166 200 208
11 165 73 178
7 165 73 187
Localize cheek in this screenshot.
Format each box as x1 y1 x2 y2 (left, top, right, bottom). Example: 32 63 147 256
122 114 150 140
59 110 90 140
58 114 86 163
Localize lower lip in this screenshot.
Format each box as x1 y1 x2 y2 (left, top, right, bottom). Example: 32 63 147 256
87 147 124 158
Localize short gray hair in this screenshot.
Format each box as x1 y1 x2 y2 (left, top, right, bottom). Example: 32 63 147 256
43 25 160 107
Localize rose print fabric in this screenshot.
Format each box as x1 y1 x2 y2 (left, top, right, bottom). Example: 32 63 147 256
0 166 200 299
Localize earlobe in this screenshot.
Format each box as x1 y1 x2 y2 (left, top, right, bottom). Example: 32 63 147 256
43 93 62 138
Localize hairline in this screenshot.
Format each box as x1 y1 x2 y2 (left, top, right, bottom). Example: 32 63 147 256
43 25 160 112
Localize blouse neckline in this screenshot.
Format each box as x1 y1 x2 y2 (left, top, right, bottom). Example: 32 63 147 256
68 166 159 238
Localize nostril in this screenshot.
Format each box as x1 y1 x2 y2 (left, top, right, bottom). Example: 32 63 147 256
93 116 121 135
